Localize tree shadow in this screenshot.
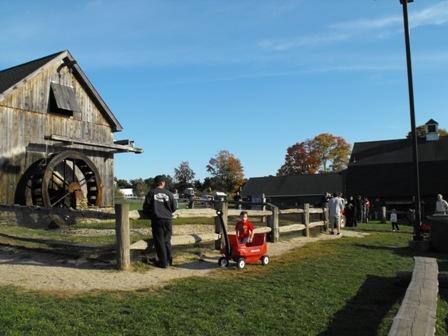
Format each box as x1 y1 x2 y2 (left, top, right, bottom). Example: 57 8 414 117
352 243 448 266
319 275 405 336
0 245 115 270
0 234 115 270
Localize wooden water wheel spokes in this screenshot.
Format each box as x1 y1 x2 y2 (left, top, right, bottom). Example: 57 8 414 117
33 150 103 208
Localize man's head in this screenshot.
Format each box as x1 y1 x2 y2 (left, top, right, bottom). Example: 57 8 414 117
154 175 166 188
438 194 443 200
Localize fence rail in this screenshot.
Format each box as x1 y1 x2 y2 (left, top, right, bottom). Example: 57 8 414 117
115 202 328 270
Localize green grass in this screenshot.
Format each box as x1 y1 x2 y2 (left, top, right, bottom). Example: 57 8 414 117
345 221 414 233
1 225 447 335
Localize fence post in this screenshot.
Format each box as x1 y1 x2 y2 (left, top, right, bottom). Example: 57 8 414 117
214 201 228 250
115 203 130 270
261 194 267 223
304 203 310 237
267 205 279 242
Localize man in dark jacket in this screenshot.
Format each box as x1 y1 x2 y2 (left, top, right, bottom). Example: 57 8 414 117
143 175 176 268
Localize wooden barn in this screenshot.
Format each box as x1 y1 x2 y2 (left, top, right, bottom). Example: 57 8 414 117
241 172 345 208
346 119 448 212
0 50 141 209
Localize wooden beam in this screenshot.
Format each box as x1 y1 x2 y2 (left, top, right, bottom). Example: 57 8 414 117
389 257 438 336
46 134 143 153
278 224 306 233
130 233 221 250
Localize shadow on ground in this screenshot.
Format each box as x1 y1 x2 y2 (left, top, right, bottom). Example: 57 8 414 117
319 275 405 336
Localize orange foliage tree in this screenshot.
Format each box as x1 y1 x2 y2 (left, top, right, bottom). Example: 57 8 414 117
277 140 321 175
206 150 245 192
278 133 351 175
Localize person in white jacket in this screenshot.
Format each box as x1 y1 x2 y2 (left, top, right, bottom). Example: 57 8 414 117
435 194 448 214
328 192 344 235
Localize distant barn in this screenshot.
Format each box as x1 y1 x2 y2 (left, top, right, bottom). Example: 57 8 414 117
241 173 345 208
346 119 448 210
242 119 447 212
0 51 141 208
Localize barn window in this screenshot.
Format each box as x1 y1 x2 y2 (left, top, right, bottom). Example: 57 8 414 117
49 82 81 118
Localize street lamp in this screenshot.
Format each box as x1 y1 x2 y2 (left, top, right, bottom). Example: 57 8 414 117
399 0 422 241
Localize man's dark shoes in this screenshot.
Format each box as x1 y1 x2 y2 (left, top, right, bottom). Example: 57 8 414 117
155 261 168 268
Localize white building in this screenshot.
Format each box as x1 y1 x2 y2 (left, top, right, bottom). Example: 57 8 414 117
119 188 134 198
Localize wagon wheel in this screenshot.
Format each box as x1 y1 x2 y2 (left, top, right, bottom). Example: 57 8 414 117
31 150 103 208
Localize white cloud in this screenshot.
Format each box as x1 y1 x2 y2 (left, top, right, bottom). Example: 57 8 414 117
411 1 448 27
260 1 448 52
259 32 350 51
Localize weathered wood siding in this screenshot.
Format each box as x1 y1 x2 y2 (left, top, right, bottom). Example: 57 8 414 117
0 58 116 206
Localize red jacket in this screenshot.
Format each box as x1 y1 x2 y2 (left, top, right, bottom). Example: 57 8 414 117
235 220 255 241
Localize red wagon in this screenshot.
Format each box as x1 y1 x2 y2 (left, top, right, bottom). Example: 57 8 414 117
216 210 269 269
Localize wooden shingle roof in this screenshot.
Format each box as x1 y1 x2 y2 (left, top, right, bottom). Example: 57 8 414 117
0 51 123 132
350 137 448 166
242 173 345 197
0 51 63 93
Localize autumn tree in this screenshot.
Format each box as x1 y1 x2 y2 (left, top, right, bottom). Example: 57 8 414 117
206 150 244 192
174 161 195 192
313 133 351 172
278 133 351 175
277 140 321 175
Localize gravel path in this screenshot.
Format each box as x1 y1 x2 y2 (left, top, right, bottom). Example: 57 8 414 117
0 229 367 292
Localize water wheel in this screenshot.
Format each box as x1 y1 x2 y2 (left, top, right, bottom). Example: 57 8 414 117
30 151 103 208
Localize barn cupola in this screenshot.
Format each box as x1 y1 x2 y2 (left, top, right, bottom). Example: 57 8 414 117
425 119 439 141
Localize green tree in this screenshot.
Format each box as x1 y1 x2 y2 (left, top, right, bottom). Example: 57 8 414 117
130 178 148 197
115 178 131 188
174 161 195 192
206 150 244 193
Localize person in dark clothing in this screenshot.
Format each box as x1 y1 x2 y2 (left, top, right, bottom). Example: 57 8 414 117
345 196 355 227
355 195 362 226
233 191 242 209
143 175 176 268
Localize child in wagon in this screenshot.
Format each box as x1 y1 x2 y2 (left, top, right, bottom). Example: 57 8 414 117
235 211 255 244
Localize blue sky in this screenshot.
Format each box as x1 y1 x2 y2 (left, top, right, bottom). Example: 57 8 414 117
1 0 447 181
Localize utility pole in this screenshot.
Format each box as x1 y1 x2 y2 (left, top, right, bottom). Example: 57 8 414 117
399 0 422 241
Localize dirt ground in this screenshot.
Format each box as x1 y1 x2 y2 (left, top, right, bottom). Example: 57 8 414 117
0 228 366 293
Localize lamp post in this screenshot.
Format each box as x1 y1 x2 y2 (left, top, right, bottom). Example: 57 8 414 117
399 0 422 241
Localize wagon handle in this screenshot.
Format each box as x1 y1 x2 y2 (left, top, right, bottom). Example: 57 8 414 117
216 209 231 257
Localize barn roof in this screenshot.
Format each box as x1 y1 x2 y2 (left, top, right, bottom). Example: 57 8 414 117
0 51 64 93
349 137 448 166
0 51 123 132
242 173 345 197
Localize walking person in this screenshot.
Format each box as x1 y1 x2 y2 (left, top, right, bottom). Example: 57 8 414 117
363 197 370 223
322 192 331 232
233 191 242 210
390 209 399 231
328 192 344 235
143 175 176 268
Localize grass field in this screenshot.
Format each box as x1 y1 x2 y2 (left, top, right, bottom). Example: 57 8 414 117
1 223 447 335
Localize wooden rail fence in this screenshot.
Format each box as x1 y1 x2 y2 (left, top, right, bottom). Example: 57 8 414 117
115 202 328 270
